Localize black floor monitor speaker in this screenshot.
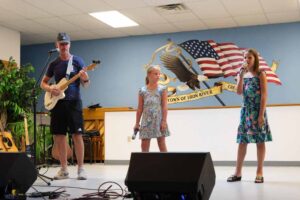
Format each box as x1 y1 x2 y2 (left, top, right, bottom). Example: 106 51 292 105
0 152 37 197
125 152 216 200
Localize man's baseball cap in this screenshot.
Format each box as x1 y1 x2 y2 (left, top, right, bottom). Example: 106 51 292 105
57 32 70 43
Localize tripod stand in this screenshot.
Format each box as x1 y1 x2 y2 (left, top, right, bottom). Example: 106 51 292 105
31 50 57 185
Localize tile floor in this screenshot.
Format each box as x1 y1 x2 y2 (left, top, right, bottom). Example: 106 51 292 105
26 164 300 200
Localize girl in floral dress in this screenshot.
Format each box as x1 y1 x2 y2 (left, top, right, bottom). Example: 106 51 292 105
134 65 170 152
227 49 272 183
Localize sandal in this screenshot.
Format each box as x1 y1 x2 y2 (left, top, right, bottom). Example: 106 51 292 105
227 175 242 182
255 176 264 183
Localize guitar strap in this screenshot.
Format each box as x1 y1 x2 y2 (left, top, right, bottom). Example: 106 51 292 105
65 55 73 79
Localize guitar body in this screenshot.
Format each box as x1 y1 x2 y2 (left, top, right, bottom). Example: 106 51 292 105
43 61 100 110
51 141 73 161
0 131 18 152
0 134 6 152
44 78 68 110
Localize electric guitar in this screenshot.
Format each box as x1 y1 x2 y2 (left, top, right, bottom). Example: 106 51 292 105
44 60 100 110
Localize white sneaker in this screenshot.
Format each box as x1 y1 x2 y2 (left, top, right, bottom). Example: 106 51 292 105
54 168 69 180
77 168 87 180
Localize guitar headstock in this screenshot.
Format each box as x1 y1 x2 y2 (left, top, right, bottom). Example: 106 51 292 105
21 112 27 118
86 60 101 71
93 60 101 64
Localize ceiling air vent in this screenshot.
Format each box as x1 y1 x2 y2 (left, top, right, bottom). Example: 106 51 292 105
155 3 189 14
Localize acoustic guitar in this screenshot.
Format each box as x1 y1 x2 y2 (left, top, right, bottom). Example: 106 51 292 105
0 133 6 152
44 60 100 110
0 131 18 152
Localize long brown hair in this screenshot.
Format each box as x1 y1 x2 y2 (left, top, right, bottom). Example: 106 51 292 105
245 48 260 74
145 65 160 84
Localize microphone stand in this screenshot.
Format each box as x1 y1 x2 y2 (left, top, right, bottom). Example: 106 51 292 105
32 50 56 185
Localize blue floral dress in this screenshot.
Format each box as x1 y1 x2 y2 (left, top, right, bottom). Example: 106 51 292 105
237 72 272 143
139 85 170 139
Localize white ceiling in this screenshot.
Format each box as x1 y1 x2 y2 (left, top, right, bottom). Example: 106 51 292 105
0 0 300 45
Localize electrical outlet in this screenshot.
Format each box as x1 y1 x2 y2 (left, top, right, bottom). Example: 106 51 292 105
127 136 132 142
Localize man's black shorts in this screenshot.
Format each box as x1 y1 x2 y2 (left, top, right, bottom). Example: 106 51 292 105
50 100 83 135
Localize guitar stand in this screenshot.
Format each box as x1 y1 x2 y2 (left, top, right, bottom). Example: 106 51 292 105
36 164 53 185
37 172 53 186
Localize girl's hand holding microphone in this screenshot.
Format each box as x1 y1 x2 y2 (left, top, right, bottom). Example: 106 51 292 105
240 62 248 78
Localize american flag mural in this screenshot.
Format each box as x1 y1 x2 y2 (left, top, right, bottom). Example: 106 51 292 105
180 40 281 85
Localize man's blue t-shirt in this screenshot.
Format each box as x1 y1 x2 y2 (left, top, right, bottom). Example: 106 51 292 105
46 55 85 100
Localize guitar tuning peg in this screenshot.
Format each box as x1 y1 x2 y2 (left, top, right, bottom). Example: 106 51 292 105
92 60 101 64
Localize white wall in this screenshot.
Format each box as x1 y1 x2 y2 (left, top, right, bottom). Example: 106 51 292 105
105 106 300 162
0 26 20 64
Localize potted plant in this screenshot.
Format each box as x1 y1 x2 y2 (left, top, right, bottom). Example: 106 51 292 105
0 57 46 162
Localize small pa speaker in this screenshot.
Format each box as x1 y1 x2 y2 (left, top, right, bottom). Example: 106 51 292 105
125 152 215 200
0 152 37 197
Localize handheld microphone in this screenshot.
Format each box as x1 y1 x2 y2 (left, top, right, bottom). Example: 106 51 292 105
132 128 139 140
48 48 59 53
240 62 248 74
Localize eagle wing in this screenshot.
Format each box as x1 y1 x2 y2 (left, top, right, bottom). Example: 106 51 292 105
160 54 194 83
160 54 200 90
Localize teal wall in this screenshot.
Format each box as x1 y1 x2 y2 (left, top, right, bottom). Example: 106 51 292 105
21 22 300 110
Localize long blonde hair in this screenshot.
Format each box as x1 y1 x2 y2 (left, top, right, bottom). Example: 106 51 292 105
145 65 161 84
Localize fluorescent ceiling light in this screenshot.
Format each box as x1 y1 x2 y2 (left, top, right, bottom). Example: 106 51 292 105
89 11 139 28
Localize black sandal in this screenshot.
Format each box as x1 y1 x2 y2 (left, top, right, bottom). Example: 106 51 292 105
227 175 242 182
255 176 264 183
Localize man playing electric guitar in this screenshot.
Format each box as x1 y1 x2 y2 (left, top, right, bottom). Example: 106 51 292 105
40 32 89 180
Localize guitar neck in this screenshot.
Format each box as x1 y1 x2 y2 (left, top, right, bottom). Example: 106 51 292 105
24 116 30 146
60 73 81 90
59 63 97 90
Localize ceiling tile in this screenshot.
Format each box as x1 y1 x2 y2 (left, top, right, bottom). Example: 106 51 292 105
260 0 299 13
64 14 109 30
185 0 231 19
234 14 268 26
221 0 264 16
0 19 55 34
63 0 114 13
266 11 300 24
104 0 148 9
0 8 24 22
0 0 51 18
33 17 82 32
172 19 208 31
162 12 199 22
143 23 179 34
25 0 82 16
203 17 237 29
122 7 168 24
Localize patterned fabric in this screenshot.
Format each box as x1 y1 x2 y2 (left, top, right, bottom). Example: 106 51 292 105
237 72 272 143
139 85 170 139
